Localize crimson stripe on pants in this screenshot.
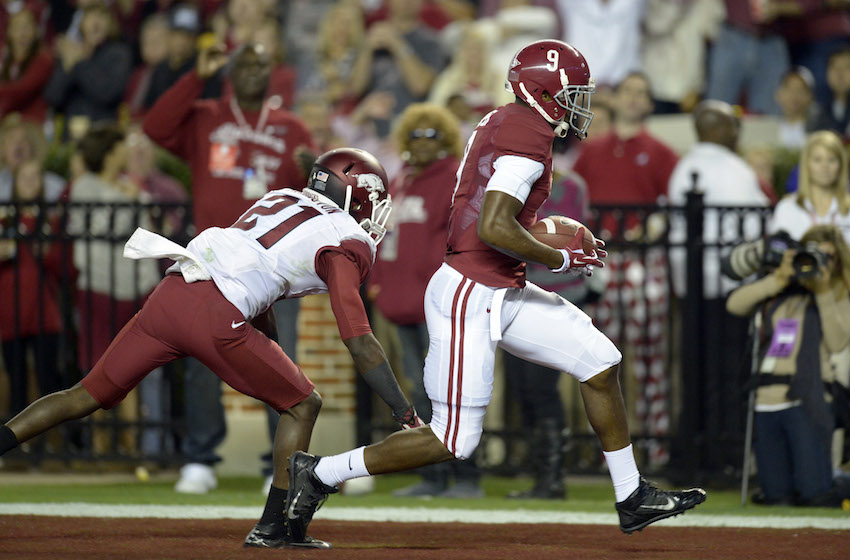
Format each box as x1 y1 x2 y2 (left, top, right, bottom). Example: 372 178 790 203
450 280 475 454
444 277 469 451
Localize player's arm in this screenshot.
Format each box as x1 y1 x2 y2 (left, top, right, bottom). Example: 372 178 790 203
478 155 603 274
343 333 420 427
726 250 795 317
318 249 423 429
478 189 565 269
250 306 279 343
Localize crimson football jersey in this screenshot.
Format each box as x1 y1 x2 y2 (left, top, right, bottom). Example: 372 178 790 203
445 103 555 288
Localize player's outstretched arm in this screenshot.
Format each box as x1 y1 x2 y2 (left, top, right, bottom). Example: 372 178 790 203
344 333 423 429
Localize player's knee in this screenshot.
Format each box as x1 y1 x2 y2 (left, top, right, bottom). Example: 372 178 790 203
584 365 620 391
290 390 322 420
448 431 482 461
66 383 101 418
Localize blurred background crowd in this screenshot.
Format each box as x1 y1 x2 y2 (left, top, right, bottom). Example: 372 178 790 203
2 0 850 505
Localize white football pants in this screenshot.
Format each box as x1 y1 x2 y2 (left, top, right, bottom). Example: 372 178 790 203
424 263 622 458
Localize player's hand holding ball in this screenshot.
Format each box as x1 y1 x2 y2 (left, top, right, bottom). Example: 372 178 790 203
530 216 606 276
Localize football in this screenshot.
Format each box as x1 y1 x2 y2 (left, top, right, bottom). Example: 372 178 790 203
529 216 598 254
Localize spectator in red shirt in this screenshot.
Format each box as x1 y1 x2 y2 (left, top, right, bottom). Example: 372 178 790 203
0 158 66 416
0 7 53 123
144 42 315 233
573 72 678 239
143 42 317 494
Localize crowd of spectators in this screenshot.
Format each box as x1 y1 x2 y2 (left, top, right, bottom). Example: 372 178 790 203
1 0 850 493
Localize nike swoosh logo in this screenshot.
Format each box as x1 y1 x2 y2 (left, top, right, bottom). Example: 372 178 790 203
639 497 676 511
288 489 302 519
231 320 246 329
486 307 491 313
348 455 353 470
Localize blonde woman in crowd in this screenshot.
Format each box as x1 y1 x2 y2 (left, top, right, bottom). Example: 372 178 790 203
769 130 850 242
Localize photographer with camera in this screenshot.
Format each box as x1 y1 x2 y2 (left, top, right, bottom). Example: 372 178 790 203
727 225 850 506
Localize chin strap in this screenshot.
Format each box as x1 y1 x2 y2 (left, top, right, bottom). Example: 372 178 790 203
519 82 569 137
553 122 570 138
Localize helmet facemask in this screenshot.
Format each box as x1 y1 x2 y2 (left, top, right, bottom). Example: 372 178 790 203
360 190 392 245
556 82 595 139
517 77 596 139
348 173 392 245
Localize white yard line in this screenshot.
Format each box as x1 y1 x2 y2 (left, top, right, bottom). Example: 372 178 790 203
0 503 848 530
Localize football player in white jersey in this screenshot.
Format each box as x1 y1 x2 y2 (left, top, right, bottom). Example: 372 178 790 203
0 148 423 550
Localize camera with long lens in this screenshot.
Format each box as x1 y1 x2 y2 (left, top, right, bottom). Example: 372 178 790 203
721 230 831 282
792 242 832 281
721 230 797 281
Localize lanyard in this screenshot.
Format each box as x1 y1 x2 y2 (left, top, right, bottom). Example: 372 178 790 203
229 96 273 133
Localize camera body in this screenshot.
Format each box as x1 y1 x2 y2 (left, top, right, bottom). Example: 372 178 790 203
792 242 831 281
721 230 830 282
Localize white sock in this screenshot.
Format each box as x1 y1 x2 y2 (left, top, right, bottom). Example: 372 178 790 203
314 447 369 487
603 444 640 502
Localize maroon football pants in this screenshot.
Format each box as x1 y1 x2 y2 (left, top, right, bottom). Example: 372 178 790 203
81 275 314 411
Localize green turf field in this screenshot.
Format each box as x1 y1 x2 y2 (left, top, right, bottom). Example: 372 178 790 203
1 472 847 520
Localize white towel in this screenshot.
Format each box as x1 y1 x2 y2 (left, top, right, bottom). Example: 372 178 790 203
123 227 211 283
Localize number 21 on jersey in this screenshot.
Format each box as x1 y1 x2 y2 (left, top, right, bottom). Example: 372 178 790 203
232 194 322 249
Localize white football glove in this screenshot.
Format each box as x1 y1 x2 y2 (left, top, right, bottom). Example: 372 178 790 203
549 227 606 276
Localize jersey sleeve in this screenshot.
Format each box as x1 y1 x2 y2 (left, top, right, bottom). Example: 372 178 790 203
315 240 374 340
485 155 545 204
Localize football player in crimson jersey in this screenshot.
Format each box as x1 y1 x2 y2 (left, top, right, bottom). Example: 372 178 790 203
286 40 706 542
0 148 424 550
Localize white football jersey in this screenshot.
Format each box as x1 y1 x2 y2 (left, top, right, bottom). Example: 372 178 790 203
186 188 376 319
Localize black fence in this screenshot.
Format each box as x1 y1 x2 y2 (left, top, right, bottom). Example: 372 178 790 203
0 196 772 484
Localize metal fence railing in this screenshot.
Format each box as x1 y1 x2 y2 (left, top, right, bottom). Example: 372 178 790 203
1 197 772 482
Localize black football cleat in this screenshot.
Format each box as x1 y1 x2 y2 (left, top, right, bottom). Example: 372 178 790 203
243 521 333 549
243 522 287 548
286 451 339 544
615 477 706 534
287 536 333 549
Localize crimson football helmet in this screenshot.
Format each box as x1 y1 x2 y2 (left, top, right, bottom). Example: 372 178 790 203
304 147 392 244
506 40 595 139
